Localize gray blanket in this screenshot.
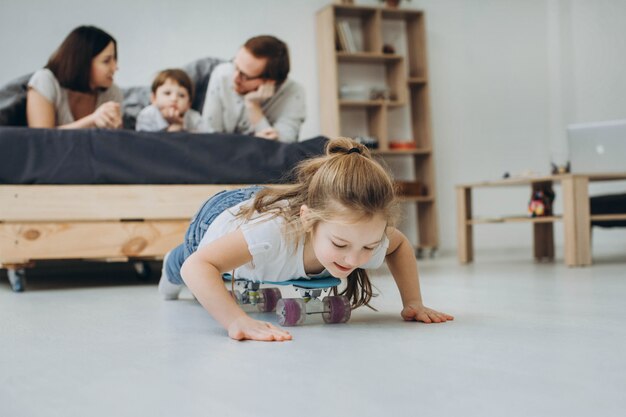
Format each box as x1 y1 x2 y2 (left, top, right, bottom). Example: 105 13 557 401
0 127 327 184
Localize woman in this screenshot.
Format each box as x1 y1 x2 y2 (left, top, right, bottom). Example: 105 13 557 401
27 25 123 129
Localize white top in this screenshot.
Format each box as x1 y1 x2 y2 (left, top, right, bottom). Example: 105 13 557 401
198 199 389 282
135 104 211 133
27 68 123 126
201 62 306 143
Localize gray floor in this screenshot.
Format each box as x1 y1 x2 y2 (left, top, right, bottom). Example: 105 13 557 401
1 248 625 417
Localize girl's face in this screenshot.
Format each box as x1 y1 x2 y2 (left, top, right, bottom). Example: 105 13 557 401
90 41 118 90
309 212 387 278
151 78 191 113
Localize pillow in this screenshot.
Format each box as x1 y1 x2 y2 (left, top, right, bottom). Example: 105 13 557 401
182 56 225 112
121 85 151 130
0 73 32 126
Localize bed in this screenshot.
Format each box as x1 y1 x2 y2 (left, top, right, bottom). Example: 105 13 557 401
0 57 328 291
0 127 327 291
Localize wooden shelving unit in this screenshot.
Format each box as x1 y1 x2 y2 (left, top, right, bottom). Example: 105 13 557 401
316 3 438 255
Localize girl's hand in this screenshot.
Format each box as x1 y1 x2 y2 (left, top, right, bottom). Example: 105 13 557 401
401 302 454 323
227 316 292 342
92 101 121 128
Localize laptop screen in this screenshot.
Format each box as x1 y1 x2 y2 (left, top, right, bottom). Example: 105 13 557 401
566 120 626 174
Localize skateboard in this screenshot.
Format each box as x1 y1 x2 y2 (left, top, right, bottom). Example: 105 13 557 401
222 274 351 326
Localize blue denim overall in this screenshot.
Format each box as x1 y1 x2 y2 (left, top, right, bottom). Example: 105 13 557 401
164 186 263 285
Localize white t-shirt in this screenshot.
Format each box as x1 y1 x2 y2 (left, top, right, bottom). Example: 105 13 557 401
197 199 389 282
28 68 123 126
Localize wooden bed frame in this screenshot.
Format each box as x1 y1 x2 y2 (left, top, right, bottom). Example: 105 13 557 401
0 184 248 291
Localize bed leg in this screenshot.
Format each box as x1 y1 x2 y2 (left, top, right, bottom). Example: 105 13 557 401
2 262 34 293
6 267 27 292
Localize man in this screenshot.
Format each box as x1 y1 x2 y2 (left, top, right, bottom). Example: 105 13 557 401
202 35 305 142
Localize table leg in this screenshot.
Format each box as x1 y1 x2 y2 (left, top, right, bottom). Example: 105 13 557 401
562 176 592 267
456 186 473 263
533 223 555 261
532 181 555 262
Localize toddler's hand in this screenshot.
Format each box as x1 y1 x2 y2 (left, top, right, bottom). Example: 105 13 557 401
401 302 454 323
160 106 184 125
255 127 279 140
92 101 121 128
228 316 292 342
167 123 183 132
244 82 276 104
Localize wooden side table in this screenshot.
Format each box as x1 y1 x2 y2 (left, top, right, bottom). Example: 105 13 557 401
456 173 626 267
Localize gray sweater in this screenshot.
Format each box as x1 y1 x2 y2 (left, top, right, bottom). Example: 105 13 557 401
201 62 305 142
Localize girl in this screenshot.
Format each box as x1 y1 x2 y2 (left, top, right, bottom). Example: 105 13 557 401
159 137 453 342
27 25 123 129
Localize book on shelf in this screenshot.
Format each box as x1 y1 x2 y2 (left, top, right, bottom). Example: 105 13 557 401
338 20 357 53
335 22 348 51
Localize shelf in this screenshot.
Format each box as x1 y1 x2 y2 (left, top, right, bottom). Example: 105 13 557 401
339 100 384 107
317 4 437 250
331 4 422 19
333 4 379 18
339 99 405 107
372 148 431 155
381 8 422 19
336 52 403 63
591 213 626 221
467 215 562 225
408 77 427 86
398 195 434 203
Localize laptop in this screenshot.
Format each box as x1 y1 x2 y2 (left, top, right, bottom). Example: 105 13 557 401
566 119 626 173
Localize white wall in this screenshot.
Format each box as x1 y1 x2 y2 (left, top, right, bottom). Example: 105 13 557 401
0 0 334 139
1 0 625 253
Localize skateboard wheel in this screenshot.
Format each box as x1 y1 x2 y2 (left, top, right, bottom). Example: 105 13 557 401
257 288 282 312
322 296 351 324
276 298 306 326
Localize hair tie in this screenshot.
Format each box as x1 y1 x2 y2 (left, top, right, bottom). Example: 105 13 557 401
347 147 361 155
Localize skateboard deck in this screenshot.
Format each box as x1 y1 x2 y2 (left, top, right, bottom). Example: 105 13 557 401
222 274 341 289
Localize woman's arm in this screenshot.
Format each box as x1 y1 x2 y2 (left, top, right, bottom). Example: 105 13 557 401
385 227 454 323
26 88 60 128
180 229 292 341
27 88 121 129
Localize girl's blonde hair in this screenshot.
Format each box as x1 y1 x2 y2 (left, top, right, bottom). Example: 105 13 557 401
239 137 400 309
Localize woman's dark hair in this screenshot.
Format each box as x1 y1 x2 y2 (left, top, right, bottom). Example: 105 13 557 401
244 35 290 86
46 25 117 92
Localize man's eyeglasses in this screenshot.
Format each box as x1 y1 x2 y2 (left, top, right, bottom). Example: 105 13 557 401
232 60 265 82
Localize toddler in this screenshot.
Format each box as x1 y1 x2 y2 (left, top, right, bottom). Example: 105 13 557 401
136 68 209 133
